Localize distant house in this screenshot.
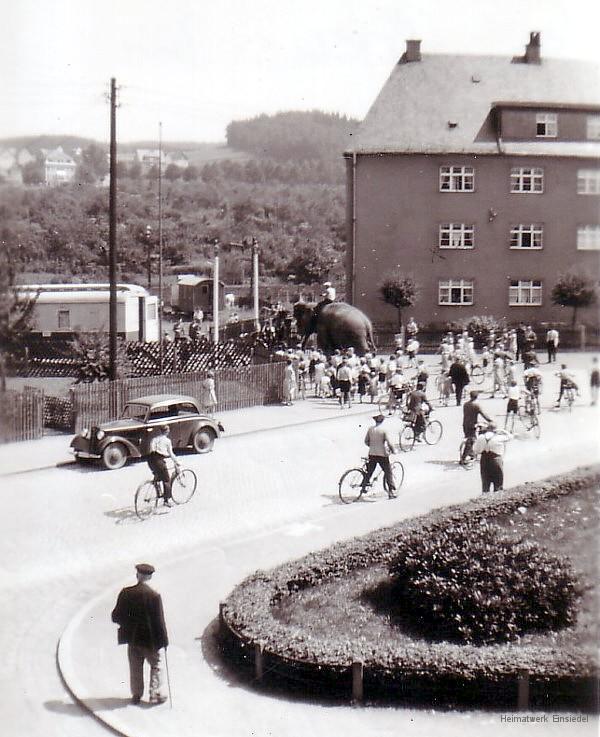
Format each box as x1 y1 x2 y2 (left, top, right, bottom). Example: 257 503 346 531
42 146 76 185
0 148 24 184
345 33 600 328
166 151 189 169
136 149 167 170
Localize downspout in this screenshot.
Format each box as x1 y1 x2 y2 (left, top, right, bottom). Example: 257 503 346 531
351 152 357 305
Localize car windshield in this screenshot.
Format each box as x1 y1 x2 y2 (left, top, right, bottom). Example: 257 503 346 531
121 403 148 421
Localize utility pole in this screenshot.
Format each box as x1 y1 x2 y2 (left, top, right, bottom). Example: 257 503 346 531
212 241 220 344
108 77 118 381
158 122 164 373
252 237 260 331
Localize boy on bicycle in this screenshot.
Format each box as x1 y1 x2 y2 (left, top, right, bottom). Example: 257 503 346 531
148 425 180 507
362 414 398 499
555 364 579 408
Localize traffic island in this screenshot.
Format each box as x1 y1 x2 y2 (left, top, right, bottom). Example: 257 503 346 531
218 466 600 711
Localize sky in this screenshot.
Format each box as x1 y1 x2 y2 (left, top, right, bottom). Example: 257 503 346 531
3 0 599 144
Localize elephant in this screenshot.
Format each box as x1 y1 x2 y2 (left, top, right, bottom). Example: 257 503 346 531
293 301 376 356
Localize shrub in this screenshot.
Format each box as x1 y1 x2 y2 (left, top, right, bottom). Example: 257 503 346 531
389 522 584 644
453 315 504 348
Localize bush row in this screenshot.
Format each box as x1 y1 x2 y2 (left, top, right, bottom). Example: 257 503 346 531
221 467 600 691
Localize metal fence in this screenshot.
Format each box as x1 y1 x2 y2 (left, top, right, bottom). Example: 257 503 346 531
69 362 286 432
0 387 44 443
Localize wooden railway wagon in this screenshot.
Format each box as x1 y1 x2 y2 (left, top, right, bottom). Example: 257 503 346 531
16 283 159 341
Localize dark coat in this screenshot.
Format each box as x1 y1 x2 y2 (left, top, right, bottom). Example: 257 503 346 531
449 361 469 387
111 582 169 649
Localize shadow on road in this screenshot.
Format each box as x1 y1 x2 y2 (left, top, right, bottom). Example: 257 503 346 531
425 459 465 472
44 697 130 715
104 506 142 525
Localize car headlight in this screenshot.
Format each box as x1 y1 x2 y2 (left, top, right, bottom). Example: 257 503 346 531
81 428 89 439
96 430 105 440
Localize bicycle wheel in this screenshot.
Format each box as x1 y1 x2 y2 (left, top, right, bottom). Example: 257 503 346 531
339 468 366 504
399 425 415 452
424 419 443 445
567 391 574 412
171 469 197 504
382 460 405 493
471 366 484 385
135 481 159 520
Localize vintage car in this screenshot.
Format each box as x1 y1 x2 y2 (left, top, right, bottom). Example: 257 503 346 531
70 393 224 470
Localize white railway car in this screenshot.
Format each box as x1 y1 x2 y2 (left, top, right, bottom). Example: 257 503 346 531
16 283 159 341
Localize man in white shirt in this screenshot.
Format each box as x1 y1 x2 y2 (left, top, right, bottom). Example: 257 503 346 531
362 414 398 499
546 328 559 363
473 423 512 494
148 425 180 506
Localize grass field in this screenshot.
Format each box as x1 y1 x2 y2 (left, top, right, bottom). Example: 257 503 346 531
273 483 599 653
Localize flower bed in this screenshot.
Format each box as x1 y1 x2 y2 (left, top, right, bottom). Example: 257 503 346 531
220 466 600 708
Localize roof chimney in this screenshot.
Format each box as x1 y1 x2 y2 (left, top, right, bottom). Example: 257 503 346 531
404 39 422 63
525 31 541 64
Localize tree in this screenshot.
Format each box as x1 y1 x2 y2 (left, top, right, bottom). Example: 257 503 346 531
551 273 597 326
21 160 44 185
0 254 38 390
379 273 419 330
165 163 182 181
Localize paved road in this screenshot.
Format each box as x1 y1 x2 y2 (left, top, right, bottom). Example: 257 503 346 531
1 355 598 737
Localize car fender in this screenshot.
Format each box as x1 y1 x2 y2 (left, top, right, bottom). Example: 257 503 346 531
187 420 220 445
98 436 142 459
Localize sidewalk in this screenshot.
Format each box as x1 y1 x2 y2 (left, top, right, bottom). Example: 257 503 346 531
0 397 376 476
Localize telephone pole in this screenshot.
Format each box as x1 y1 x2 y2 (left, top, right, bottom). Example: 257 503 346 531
108 77 118 381
158 122 164 372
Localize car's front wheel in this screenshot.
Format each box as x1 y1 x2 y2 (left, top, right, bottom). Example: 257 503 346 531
102 442 128 470
192 427 216 454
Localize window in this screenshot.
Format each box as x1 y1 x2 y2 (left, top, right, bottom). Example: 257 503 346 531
438 279 474 305
57 309 70 329
577 169 600 195
146 302 157 320
510 224 543 249
509 280 542 306
577 225 600 250
536 113 557 138
510 167 544 193
439 223 474 249
587 115 600 140
439 166 474 192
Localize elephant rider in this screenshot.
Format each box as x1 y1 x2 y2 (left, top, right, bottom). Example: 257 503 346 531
307 281 336 339
148 425 180 507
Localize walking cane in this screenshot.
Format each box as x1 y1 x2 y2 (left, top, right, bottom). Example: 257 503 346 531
164 647 173 708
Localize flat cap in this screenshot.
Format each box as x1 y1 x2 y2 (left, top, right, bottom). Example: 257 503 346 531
135 563 155 575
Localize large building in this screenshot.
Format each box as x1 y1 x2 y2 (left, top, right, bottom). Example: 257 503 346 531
345 33 600 329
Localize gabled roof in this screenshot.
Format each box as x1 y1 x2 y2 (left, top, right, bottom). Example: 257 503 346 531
347 54 600 157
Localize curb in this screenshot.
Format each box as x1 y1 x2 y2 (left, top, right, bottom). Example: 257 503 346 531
1 405 376 478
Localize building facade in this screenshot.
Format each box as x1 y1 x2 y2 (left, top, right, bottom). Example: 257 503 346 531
42 146 76 185
345 34 600 328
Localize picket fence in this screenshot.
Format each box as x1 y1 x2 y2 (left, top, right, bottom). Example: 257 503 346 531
69 362 286 432
0 388 44 443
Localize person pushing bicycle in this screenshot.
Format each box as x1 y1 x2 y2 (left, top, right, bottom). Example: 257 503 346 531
460 390 492 465
555 364 579 408
362 414 398 499
148 425 180 507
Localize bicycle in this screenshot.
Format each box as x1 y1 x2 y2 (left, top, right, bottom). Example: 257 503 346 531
459 423 486 468
378 390 405 416
338 455 405 504
505 395 541 439
135 466 198 520
399 409 443 451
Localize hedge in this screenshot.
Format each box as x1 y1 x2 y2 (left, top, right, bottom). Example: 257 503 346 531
219 466 600 707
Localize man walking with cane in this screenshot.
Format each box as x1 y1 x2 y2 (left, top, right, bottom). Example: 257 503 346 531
111 563 170 706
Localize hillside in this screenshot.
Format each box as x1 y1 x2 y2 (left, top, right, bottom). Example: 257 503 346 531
0 111 356 288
